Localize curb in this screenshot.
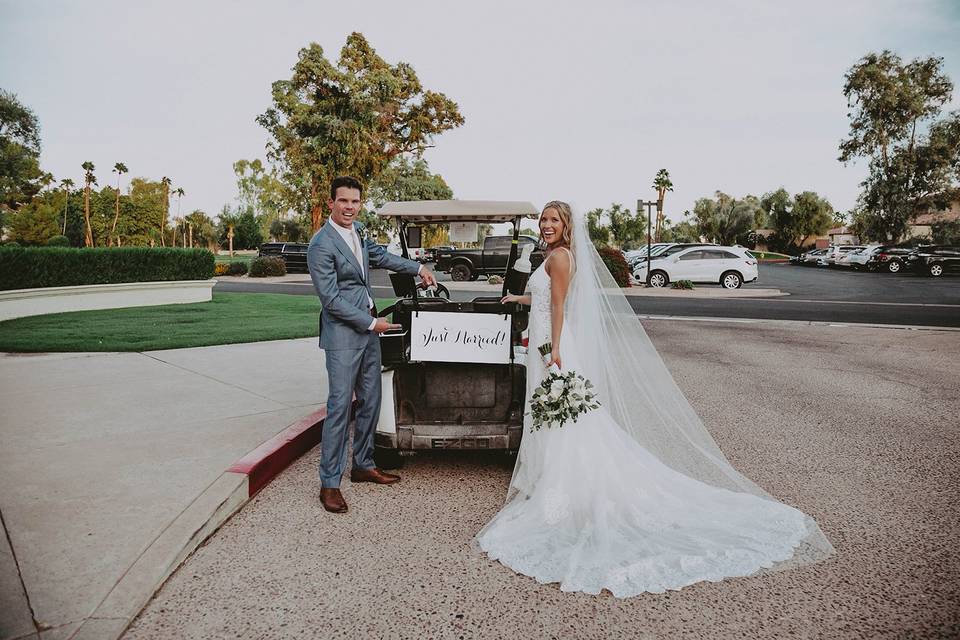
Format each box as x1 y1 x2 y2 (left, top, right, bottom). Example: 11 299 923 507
228 407 328 496
96 409 331 640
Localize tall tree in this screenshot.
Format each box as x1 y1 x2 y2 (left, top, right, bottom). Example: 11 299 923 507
0 89 43 212
257 33 464 231
110 162 128 246
692 192 761 245
60 178 74 234
218 206 240 256
159 176 172 246
761 189 833 251
651 169 673 242
173 187 185 246
839 51 959 241
81 161 96 247
365 156 454 244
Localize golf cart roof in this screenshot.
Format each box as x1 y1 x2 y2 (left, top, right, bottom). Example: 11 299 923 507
377 200 539 223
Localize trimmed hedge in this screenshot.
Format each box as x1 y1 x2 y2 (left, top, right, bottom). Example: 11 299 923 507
249 256 286 277
0 247 215 291
46 235 71 247
598 246 631 287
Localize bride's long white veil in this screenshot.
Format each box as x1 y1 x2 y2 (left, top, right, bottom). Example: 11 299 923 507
509 206 835 571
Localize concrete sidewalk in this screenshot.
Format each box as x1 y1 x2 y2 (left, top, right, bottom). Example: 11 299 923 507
0 339 328 640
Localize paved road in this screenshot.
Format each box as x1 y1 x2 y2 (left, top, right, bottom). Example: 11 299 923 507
126 320 960 639
215 263 960 327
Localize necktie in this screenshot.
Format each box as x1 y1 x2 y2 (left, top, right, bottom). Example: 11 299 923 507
350 229 363 279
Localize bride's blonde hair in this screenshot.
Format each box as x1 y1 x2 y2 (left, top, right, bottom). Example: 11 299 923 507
541 200 574 250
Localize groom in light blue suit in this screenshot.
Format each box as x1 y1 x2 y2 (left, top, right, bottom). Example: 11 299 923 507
307 176 435 514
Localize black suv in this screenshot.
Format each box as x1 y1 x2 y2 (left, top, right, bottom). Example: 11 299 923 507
904 245 960 277
258 242 309 273
867 245 915 273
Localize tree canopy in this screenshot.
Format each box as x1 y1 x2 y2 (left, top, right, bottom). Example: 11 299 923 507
691 192 762 246
840 51 960 242
0 89 43 211
257 33 464 231
761 188 833 251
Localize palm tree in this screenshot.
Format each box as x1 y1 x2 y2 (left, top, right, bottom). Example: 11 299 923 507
219 209 240 256
110 162 128 246
652 169 674 243
81 162 96 247
60 178 74 235
160 176 172 247
173 187 185 247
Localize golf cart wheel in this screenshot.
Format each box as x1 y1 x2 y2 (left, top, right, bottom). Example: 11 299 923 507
647 271 669 288
374 447 404 470
721 271 743 289
451 263 472 281
887 260 901 273
929 263 944 277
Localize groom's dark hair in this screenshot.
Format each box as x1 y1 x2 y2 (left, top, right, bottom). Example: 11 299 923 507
330 176 363 199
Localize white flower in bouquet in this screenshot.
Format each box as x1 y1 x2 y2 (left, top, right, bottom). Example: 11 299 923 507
529 342 601 433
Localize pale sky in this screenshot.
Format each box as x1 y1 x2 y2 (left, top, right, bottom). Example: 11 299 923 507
2 0 958 224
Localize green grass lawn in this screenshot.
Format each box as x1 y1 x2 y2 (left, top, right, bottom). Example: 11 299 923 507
214 254 254 264
0 293 397 353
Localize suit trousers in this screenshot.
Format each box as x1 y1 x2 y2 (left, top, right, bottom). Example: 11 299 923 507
320 322 382 488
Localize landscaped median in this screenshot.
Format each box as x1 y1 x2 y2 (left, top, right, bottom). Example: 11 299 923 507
0 246 217 322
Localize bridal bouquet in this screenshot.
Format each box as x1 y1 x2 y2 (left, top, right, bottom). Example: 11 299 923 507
528 343 601 432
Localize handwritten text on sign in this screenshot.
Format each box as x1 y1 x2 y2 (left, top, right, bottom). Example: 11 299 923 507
409 311 510 364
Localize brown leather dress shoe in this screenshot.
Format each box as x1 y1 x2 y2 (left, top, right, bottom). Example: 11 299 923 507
320 487 348 513
350 467 401 484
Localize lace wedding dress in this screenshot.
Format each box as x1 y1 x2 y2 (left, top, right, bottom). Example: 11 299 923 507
476 246 829 597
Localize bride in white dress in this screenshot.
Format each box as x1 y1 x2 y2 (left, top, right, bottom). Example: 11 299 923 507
476 201 834 597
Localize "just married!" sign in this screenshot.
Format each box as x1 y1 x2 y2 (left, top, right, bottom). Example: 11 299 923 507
409 311 511 364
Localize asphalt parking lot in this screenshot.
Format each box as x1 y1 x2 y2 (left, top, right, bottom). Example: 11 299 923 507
215 261 960 327
126 320 960 640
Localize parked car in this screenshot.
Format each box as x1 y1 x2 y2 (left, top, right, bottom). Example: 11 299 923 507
435 235 544 281
258 242 308 273
866 246 915 273
633 245 758 289
798 248 829 265
823 245 866 266
625 243 673 267
838 245 884 270
904 245 960 277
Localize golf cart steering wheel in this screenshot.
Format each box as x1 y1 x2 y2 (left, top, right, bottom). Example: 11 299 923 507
420 282 450 299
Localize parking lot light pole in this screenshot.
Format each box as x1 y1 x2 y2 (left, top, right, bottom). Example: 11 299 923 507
637 199 658 285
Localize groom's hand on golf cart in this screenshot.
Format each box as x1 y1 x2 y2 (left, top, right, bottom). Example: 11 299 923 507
372 318 402 334
418 265 437 288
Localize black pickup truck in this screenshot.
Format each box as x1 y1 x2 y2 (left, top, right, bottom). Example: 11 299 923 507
435 235 544 281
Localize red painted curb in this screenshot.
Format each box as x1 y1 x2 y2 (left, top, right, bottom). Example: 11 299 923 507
228 408 327 497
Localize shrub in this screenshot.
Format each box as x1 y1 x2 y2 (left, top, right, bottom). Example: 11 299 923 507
249 256 286 277
598 246 630 287
4 241 21 248
671 279 695 290
46 235 71 247
487 275 504 285
0 247 215 291
227 261 249 276
214 262 230 276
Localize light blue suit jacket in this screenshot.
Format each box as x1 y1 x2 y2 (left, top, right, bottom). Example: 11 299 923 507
307 221 420 350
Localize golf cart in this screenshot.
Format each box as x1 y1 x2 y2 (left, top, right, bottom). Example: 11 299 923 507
373 200 539 468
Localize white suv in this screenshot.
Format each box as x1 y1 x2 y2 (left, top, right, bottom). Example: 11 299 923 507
635 245 759 289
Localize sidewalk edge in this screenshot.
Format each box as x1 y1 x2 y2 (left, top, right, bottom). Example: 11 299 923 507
79 409 331 640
